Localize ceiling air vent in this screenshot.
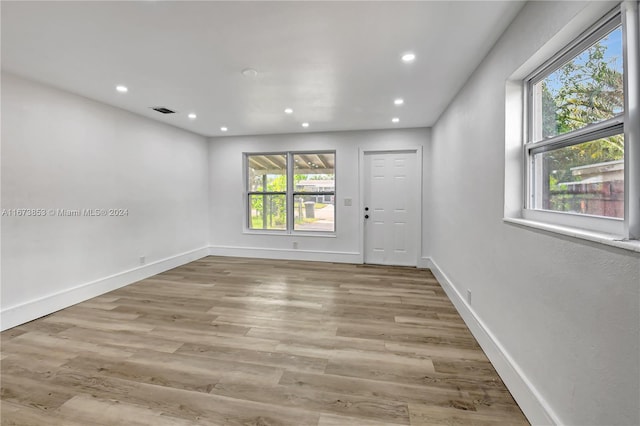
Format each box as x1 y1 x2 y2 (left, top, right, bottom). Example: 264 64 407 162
151 107 176 114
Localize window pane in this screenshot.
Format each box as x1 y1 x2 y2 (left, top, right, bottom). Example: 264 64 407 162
532 26 623 140
532 134 624 218
247 154 287 192
293 194 335 232
249 194 286 230
293 153 335 193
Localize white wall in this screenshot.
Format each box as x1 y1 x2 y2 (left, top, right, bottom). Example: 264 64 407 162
1 73 210 330
208 128 430 264
427 2 640 425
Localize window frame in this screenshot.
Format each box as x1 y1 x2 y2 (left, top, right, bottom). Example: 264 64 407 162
245 152 288 232
523 6 629 236
244 150 336 234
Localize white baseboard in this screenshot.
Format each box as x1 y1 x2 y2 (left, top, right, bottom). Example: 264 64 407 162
426 257 560 426
208 245 362 264
0 247 210 331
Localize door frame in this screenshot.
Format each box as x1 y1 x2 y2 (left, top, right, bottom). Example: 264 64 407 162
359 146 423 266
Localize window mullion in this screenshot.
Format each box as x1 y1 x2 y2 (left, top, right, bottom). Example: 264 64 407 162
623 0 640 239
287 152 293 233
528 120 624 155
247 192 286 195
292 192 335 196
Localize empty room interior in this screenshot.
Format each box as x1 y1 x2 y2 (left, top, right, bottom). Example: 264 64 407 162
1 1 639 425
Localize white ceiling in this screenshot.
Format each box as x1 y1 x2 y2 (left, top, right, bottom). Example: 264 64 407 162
1 1 525 137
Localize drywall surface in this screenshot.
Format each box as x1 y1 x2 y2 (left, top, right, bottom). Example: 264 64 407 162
428 2 640 425
208 128 430 263
1 73 210 328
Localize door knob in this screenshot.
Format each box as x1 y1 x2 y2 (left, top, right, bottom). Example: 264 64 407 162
364 214 369 219
365 207 369 211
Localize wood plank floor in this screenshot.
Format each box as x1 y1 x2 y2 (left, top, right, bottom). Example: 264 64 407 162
1 256 529 425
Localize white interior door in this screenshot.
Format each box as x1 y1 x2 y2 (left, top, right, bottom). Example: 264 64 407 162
364 150 419 266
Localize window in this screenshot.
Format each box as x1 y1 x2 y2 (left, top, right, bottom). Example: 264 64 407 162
247 154 287 230
246 151 335 233
292 153 335 232
524 5 639 237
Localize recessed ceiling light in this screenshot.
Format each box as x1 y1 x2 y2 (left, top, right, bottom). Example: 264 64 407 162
401 53 416 63
394 98 404 105
116 85 128 93
188 113 197 119
302 122 309 128
241 68 258 77
284 108 293 114
220 127 228 132
392 117 400 123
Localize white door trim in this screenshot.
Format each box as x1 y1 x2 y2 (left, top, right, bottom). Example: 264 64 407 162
359 146 423 266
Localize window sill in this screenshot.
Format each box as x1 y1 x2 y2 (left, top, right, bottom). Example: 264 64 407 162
242 230 337 238
503 217 640 253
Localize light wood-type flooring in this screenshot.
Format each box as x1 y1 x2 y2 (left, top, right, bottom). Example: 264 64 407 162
1 256 529 425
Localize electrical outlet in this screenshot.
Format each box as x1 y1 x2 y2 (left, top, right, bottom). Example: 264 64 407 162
467 289 472 305
344 198 352 206
140 256 146 265
293 241 298 249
